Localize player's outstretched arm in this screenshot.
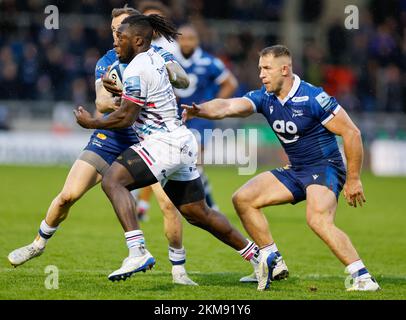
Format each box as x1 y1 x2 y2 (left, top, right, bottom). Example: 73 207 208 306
181 97 254 121
74 99 141 130
324 107 366 208
166 61 190 89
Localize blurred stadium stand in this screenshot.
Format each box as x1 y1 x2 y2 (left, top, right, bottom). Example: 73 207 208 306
0 0 405 174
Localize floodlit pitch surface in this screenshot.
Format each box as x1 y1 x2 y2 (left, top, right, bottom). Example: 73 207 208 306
0 165 405 300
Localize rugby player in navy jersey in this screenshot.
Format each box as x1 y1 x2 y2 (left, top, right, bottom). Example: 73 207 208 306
8 5 198 286
182 45 380 291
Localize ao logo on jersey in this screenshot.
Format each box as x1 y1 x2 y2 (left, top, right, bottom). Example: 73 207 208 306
272 120 299 144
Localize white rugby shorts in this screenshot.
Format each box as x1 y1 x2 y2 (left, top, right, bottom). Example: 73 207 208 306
131 125 200 182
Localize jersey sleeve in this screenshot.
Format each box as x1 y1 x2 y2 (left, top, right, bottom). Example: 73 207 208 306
122 65 148 106
151 44 175 64
95 55 111 82
242 89 264 113
210 57 230 85
312 88 341 125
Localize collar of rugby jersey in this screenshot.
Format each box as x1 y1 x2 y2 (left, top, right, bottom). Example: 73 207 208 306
277 74 301 106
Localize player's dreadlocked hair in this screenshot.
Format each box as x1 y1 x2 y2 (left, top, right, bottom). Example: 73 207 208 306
122 14 180 43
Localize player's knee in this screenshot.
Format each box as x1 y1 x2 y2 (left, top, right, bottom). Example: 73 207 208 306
180 202 210 227
232 190 251 212
182 211 203 227
160 198 178 217
101 175 116 196
57 191 79 207
306 213 330 233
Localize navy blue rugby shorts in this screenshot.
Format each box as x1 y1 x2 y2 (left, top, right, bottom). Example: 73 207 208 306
271 160 346 204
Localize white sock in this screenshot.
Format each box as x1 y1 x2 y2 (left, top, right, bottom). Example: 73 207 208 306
346 260 370 279
260 242 281 257
34 220 58 249
169 246 186 266
125 230 146 257
238 240 260 265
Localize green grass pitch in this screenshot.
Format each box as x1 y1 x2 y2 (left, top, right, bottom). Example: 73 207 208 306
0 165 405 300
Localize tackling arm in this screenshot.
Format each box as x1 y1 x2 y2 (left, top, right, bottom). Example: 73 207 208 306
182 97 254 121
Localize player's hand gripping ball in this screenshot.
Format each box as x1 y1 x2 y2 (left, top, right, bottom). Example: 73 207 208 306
103 61 127 96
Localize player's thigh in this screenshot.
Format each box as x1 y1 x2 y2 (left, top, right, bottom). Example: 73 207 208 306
60 159 102 199
163 178 212 226
163 178 205 209
306 185 338 224
109 147 158 189
233 171 295 209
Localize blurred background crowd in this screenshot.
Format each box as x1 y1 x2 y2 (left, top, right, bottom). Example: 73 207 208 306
0 0 405 113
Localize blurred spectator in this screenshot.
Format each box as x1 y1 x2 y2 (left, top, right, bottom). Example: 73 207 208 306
376 64 403 112
327 19 348 65
71 78 89 105
42 46 66 100
36 74 54 101
0 62 19 99
20 43 39 99
302 40 324 87
369 20 400 66
300 0 323 22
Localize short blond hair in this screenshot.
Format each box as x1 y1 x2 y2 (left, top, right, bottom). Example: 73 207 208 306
111 4 140 18
260 45 291 58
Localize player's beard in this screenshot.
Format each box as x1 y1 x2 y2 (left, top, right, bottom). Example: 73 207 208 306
181 47 195 59
271 78 284 95
118 46 135 64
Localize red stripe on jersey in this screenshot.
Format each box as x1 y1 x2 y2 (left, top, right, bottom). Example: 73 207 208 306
122 94 156 107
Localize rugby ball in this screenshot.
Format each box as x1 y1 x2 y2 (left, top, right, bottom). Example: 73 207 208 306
107 61 127 90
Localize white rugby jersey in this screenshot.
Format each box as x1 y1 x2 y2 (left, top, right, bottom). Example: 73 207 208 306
122 47 182 139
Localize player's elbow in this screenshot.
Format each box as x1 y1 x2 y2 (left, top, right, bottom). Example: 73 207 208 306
174 77 189 89
347 126 362 141
221 75 238 97
179 77 190 89
340 122 362 140
95 99 109 113
229 74 239 92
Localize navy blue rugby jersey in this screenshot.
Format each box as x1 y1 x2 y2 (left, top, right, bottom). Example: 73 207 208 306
243 75 344 167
